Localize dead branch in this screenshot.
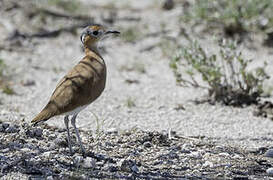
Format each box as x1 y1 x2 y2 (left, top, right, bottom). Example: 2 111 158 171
7 22 91 40
29 8 93 21
29 8 140 23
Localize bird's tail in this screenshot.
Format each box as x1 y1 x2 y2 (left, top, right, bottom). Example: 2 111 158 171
31 103 57 126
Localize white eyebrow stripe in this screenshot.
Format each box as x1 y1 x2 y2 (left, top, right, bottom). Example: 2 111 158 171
81 34 86 43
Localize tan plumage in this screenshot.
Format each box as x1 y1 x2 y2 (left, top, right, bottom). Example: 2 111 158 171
31 24 120 155
31 50 106 124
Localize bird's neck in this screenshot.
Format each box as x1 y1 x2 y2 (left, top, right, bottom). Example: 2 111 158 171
84 45 104 63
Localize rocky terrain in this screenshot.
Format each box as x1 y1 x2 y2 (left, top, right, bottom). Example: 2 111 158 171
1 121 273 179
0 0 273 179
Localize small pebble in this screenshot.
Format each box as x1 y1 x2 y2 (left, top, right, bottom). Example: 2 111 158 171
2 123 9 129
181 149 191 153
26 128 43 138
143 141 152 148
106 128 118 134
22 79 35 86
24 143 35 150
233 154 242 159
46 176 54 180
233 176 249 180
34 128 43 137
203 161 213 168
42 151 54 159
264 149 273 158
108 165 118 172
119 159 135 172
94 154 106 161
105 142 115 147
20 147 31 153
131 164 139 173
219 152 229 157
0 126 4 132
54 135 67 147
74 155 84 166
189 151 201 159
0 155 7 161
102 163 118 172
2 148 10 153
266 168 273 175
55 155 72 166
168 151 179 159
48 134 57 140
83 157 96 169
96 161 104 167
162 0 174 10
5 125 18 133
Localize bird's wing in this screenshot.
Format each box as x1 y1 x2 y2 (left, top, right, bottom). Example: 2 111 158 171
31 63 93 125
31 56 106 125
49 62 95 113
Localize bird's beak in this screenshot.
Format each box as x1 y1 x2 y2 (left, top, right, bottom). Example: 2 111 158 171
105 30 120 35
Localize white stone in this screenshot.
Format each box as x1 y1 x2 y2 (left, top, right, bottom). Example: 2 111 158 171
74 155 84 166
203 161 213 168
20 148 31 153
219 152 229 157
83 157 96 169
189 151 201 158
42 151 54 159
233 154 242 159
265 149 273 158
266 168 273 175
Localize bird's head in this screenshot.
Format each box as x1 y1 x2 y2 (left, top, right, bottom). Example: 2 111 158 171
80 24 120 49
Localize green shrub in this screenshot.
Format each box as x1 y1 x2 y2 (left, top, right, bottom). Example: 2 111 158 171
0 59 6 77
126 97 136 108
170 39 269 106
2 85 15 95
120 27 141 43
0 58 15 95
182 0 273 35
48 0 80 13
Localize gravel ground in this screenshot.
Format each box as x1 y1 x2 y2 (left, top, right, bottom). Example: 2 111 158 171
0 0 273 179
1 121 273 179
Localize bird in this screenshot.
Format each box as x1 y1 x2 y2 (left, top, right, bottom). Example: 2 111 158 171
31 24 120 155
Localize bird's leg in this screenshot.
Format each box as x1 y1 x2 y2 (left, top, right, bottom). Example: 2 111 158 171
71 114 86 155
64 115 73 155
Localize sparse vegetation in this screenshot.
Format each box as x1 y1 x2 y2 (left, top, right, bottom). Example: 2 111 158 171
126 97 136 108
91 111 106 152
120 27 142 43
0 58 6 78
133 62 146 74
170 39 269 106
182 0 273 37
2 85 15 95
0 58 14 95
48 0 81 13
92 112 104 139
52 66 64 73
120 62 146 74
159 38 180 58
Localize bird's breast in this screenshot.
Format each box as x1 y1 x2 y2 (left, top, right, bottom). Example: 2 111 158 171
78 58 107 104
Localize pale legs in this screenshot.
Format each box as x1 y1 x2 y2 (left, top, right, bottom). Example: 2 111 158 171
71 114 86 155
64 115 73 154
64 114 85 155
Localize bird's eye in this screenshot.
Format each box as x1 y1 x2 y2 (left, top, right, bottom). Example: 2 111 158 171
93 31 99 36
